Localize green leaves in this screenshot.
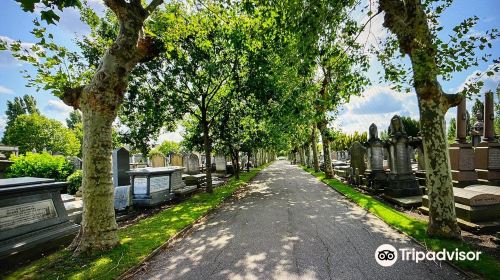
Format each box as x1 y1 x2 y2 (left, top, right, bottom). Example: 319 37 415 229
15 0 82 24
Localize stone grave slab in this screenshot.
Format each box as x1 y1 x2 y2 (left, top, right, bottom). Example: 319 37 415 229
454 187 500 206
128 167 186 206
0 179 79 265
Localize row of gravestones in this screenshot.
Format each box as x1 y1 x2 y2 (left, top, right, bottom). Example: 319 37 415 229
346 114 500 232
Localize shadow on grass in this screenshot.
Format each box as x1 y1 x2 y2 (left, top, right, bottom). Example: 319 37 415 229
5 164 272 280
302 166 500 280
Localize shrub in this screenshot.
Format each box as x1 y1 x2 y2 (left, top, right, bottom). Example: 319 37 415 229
6 152 73 181
67 170 83 195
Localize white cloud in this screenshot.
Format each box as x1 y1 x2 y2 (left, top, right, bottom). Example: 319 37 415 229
0 85 14 94
157 126 184 144
0 35 38 67
44 99 73 115
333 86 419 134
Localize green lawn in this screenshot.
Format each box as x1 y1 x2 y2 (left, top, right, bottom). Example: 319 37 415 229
6 164 270 280
302 166 500 280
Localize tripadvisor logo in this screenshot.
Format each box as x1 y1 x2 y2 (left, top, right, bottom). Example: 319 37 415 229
375 244 482 267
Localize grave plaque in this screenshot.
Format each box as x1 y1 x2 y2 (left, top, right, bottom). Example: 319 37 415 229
459 149 475 170
150 176 170 193
0 199 57 231
129 167 184 206
488 148 500 169
0 179 79 264
114 186 131 211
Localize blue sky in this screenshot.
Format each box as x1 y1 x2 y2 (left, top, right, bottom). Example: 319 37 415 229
0 0 499 141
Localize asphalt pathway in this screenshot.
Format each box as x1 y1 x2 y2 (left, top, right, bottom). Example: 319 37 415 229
131 160 467 280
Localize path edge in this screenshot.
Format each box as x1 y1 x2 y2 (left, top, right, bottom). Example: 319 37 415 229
118 163 272 280
298 165 476 279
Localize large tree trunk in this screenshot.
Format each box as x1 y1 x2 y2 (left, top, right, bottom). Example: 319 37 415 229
63 1 165 254
380 0 461 238
311 125 320 172
202 118 213 193
71 104 118 253
419 98 460 238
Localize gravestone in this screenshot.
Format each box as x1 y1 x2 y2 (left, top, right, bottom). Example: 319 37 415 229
363 123 387 192
112 147 132 210
449 98 478 187
215 154 227 177
349 141 366 185
385 115 420 198
129 167 194 205
67 156 82 170
0 178 79 265
183 153 200 175
112 147 131 188
150 154 166 168
170 153 183 167
475 91 500 185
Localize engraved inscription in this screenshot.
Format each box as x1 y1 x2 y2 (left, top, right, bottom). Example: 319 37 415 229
369 147 384 170
488 148 500 169
0 199 57 231
150 176 169 193
134 177 148 194
459 149 474 170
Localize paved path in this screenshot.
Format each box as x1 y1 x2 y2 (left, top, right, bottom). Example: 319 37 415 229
131 161 466 280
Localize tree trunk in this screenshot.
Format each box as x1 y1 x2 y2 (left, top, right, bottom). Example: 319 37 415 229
311 125 320 172
202 119 213 193
318 121 334 178
70 104 118 253
419 98 460 238
247 151 251 172
379 0 461 239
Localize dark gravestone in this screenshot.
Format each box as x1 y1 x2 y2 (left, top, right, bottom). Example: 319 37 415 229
0 178 79 266
112 147 130 188
349 141 366 185
363 124 387 192
385 115 421 198
112 147 132 211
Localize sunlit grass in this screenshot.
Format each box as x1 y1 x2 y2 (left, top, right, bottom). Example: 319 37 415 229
5 164 271 280
302 166 500 280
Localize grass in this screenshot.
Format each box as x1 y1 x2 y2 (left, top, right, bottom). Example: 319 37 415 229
6 163 271 280
302 166 500 280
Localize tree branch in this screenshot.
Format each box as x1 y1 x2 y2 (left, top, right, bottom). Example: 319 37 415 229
146 0 164 14
442 93 464 110
104 0 127 17
62 86 84 109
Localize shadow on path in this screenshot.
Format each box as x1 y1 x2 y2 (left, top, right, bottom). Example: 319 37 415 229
130 161 467 280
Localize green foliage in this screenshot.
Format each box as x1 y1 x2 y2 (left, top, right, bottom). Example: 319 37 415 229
66 110 82 129
375 0 499 95
6 152 73 181
15 0 81 24
331 131 368 151
448 117 457 143
3 114 80 156
400 116 420 137
5 163 271 280
5 94 39 125
303 166 500 280
66 169 82 195
155 140 180 156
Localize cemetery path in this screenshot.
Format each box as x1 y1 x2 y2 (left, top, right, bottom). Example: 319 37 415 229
130 160 467 280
